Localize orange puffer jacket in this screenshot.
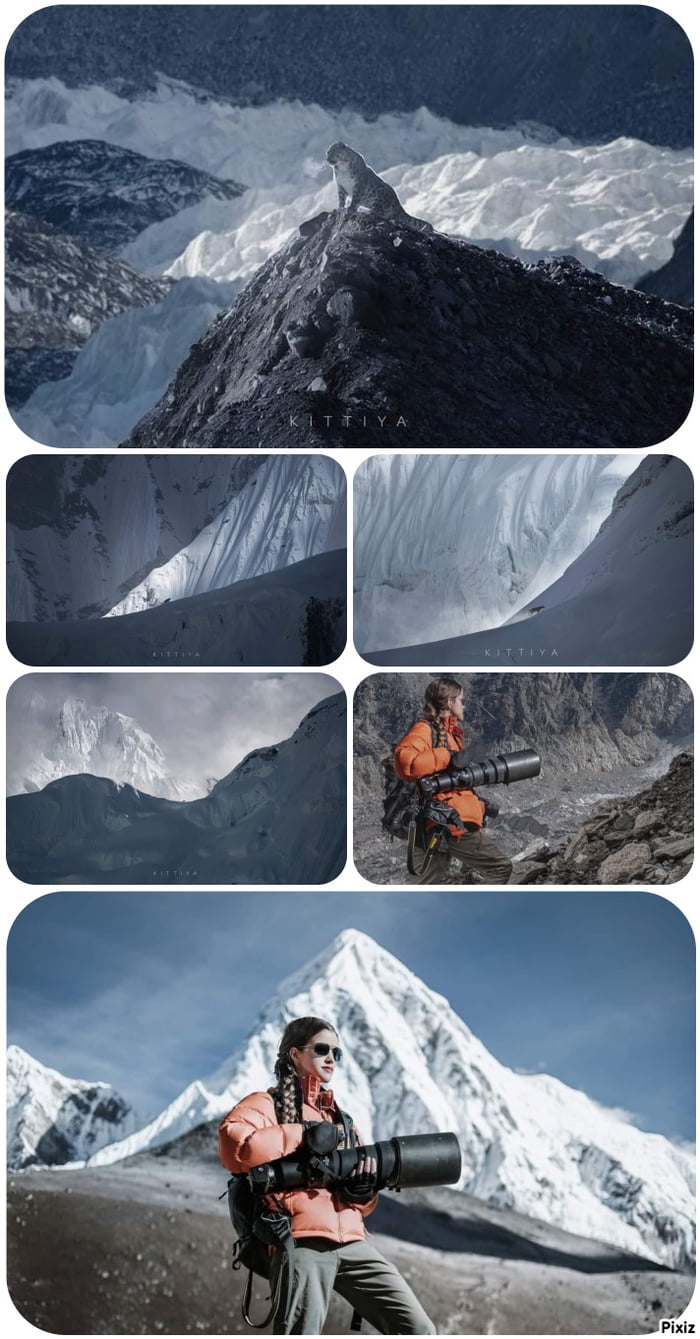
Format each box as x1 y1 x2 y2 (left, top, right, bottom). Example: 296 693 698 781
394 714 485 831
219 1074 377 1244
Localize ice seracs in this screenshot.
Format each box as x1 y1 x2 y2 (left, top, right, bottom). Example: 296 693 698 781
104 456 345 616
354 455 641 653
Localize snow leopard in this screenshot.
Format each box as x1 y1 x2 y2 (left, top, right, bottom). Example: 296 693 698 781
326 142 432 231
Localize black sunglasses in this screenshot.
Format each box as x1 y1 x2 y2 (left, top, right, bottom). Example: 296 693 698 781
305 1042 342 1062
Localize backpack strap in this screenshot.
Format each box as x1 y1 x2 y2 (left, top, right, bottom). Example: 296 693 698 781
336 1109 363 1335
242 1226 296 1331
406 719 450 878
336 1106 359 1150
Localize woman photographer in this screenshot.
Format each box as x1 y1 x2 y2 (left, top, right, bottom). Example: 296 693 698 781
395 676 512 884
219 1016 435 1335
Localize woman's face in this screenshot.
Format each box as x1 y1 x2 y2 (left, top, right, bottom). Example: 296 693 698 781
290 1027 340 1085
447 689 465 721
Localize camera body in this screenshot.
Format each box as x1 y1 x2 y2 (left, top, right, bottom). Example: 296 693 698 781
248 1132 462 1196
418 748 541 799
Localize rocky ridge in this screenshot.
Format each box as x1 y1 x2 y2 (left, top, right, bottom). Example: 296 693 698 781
511 750 693 886
6 138 245 253
5 209 170 406
126 211 693 450
354 674 692 885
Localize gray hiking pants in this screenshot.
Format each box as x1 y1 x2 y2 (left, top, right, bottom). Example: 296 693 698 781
417 826 512 884
270 1237 436 1335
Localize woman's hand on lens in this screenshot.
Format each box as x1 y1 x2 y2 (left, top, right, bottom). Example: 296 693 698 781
342 1154 377 1204
449 749 470 770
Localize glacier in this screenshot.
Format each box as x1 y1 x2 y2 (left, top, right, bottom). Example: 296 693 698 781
6 76 692 449
8 454 344 624
68 929 694 1273
362 456 692 666
8 78 692 289
13 275 235 448
354 454 641 653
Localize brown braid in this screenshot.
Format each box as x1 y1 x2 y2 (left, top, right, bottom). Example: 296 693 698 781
423 677 464 749
268 1016 337 1123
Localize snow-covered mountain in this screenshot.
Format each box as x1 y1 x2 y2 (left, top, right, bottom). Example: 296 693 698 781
7 1044 138 1169
7 692 346 885
8 697 201 801
366 456 693 666
8 550 347 668
5 209 171 405
8 454 343 623
74 930 694 1272
103 455 345 616
5 73 692 448
6 139 245 253
369 457 690 666
354 455 639 653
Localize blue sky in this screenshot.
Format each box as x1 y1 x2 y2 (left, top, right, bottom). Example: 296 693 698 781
7 889 694 1142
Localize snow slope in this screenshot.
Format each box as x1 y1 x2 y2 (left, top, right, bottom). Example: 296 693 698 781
7 692 347 885
8 454 345 626
7 1045 138 1169
368 456 693 667
104 455 345 616
81 930 694 1272
8 549 346 667
354 455 640 653
8 697 200 801
7 455 259 622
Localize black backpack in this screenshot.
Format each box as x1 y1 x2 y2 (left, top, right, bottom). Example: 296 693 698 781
226 1107 362 1332
381 720 440 839
382 721 468 877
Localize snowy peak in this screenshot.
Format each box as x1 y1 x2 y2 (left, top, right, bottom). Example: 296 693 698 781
7 1045 138 1169
6 691 346 885
79 930 693 1273
9 696 200 801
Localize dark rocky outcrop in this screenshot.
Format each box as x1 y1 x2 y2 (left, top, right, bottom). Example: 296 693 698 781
637 211 693 311
511 750 693 885
5 209 170 406
354 673 692 885
126 212 693 450
6 140 245 254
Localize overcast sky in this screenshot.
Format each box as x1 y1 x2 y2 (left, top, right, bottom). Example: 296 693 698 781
6 672 338 793
7 889 694 1144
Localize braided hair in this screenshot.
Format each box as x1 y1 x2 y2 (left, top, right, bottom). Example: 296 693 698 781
423 677 464 749
269 1016 337 1123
